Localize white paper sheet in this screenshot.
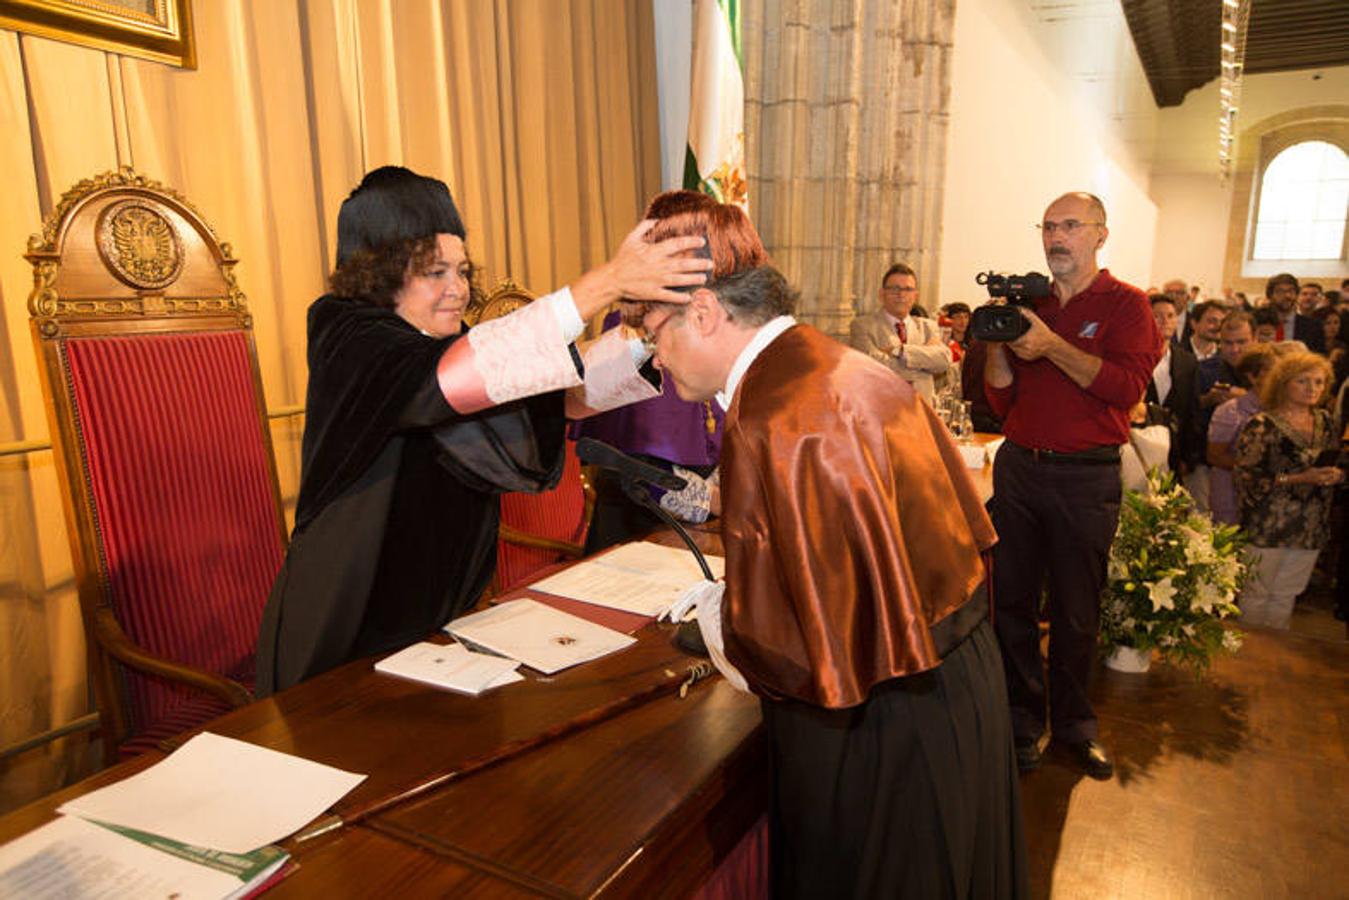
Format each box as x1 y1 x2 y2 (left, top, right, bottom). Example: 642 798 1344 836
527 540 725 617
446 598 636 674
958 442 987 468
375 642 523 694
57 732 366 854
0 815 243 900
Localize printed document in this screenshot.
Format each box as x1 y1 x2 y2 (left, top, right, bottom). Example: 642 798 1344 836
528 540 725 617
446 598 636 674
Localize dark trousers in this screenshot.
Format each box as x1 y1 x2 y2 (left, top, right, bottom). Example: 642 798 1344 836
989 442 1121 744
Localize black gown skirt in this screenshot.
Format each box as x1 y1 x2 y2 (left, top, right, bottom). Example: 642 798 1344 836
760 619 1028 899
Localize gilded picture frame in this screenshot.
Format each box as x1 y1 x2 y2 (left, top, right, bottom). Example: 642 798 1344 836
0 0 195 69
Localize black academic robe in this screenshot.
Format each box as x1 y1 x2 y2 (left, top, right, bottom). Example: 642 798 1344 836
256 296 566 694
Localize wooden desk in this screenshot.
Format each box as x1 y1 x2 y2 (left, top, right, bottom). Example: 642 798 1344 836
0 531 765 898
967 432 1000 503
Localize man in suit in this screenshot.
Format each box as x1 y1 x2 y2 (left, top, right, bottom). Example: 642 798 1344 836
849 263 952 404
1267 272 1326 353
1182 300 1225 361
1147 294 1201 474
1165 279 1191 343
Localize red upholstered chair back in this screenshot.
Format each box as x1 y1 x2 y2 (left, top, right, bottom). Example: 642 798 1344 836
497 440 594 591
24 169 287 760
470 278 596 591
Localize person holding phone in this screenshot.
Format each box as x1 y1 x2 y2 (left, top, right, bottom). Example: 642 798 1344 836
1233 351 1344 629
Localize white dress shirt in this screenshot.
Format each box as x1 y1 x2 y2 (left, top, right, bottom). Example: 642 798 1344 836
1152 345 1173 404
717 315 798 412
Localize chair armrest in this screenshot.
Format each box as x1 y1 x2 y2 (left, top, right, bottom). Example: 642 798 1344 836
498 523 586 558
89 608 254 708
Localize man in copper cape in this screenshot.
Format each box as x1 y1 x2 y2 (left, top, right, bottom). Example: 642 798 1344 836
642 260 1027 898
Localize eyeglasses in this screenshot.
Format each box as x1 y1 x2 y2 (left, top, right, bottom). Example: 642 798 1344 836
881 285 918 295
1036 220 1104 236
641 307 682 343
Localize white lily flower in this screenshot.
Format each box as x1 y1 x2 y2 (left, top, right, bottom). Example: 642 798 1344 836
1149 577 1178 612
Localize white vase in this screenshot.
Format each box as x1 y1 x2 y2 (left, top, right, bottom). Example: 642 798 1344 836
1105 645 1152 673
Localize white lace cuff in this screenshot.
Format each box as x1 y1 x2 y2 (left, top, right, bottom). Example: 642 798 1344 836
565 329 660 417
436 292 583 412
658 466 716 524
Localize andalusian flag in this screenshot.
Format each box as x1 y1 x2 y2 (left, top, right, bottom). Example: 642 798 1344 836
684 0 747 210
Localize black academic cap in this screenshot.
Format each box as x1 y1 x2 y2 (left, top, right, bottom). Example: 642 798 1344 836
335 166 466 265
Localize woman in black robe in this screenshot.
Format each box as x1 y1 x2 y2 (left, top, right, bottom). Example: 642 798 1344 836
256 166 708 693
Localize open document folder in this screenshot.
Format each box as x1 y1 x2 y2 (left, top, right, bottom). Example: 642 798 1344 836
375 641 524 694
527 540 725 617
0 815 288 900
445 598 636 675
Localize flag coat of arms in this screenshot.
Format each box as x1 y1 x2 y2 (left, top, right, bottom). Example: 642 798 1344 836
684 0 747 210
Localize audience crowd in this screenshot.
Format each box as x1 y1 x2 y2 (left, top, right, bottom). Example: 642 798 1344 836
896 270 1349 629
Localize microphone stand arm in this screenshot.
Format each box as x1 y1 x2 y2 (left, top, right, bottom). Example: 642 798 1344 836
618 475 712 657
619 475 714 581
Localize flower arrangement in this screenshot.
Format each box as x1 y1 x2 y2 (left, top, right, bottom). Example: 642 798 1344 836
1099 469 1248 670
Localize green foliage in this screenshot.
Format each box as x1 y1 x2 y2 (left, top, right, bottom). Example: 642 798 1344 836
1100 469 1249 671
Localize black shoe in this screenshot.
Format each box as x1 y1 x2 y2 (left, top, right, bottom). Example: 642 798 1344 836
1059 739 1113 780
1014 739 1042 774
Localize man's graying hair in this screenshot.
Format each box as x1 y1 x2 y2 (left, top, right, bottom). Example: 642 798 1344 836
707 266 798 326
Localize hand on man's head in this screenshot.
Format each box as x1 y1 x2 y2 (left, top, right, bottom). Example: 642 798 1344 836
611 220 712 303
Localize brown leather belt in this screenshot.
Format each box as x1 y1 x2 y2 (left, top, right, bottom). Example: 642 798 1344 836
1006 440 1121 466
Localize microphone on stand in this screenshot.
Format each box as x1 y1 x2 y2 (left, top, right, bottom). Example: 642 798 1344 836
576 438 688 492
575 438 712 656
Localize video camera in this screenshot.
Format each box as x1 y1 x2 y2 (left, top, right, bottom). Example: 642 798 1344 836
969 271 1052 342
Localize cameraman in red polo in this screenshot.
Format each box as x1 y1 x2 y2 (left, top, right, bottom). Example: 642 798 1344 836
984 192 1161 780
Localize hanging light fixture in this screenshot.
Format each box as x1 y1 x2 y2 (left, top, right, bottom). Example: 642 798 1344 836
1218 0 1252 180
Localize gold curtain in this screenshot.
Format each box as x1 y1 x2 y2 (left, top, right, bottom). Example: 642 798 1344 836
743 0 956 338
0 0 658 812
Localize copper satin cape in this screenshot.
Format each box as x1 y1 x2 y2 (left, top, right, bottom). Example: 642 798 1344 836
720 325 997 708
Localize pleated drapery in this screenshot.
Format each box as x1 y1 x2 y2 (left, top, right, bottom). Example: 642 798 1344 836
0 0 658 810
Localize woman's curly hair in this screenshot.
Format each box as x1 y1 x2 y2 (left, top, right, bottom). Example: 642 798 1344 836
329 237 439 309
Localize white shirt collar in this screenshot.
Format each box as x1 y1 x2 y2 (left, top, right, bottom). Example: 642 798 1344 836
716 316 797 412
883 310 915 330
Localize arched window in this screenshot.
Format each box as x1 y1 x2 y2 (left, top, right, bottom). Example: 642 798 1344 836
1250 140 1348 261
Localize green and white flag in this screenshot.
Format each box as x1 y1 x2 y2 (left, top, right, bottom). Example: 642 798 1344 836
684 0 747 210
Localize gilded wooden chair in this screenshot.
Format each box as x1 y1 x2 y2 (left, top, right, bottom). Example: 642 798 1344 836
463 275 532 327
474 278 596 590
25 168 287 761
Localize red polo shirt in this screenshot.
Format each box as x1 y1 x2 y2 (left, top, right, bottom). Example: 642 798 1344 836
985 269 1159 452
